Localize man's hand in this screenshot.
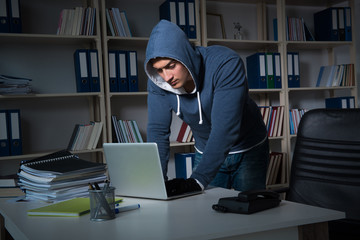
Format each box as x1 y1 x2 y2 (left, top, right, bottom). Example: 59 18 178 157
165 178 202 197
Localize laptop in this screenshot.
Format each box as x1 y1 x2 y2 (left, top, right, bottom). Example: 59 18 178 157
103 142 202 200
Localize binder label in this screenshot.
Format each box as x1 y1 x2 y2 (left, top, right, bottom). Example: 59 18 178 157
119 53 127 78
79 52 88 77
129 52 137 76
0 113 7 140
109 53 116 78
90 52 98 77
10 112 19 139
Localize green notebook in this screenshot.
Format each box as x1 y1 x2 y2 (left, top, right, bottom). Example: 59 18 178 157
27 197 122 217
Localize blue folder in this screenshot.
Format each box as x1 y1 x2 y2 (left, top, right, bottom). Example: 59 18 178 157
127 51 138 92
8 0 22 33
159 0 178 25
88 49 100 92
177 0 187 34
344 7 352 41
74 49 91 92
287 52 300 88
273 53 282 89
118 50 129 92
7 109 22 156
175 153 195 179
0 110 10 157
325 96 355 109
108 50 118 92
246 52 267 89
186 0 196 39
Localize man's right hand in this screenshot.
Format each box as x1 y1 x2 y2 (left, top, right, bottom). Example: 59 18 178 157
165 178 202 197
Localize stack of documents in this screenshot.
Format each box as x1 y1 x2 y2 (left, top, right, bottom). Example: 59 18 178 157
0 75 32 94
18 150 107 202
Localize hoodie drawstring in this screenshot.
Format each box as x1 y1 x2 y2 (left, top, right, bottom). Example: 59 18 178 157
197 92 203 125
175 93 203 125
176 95 181 116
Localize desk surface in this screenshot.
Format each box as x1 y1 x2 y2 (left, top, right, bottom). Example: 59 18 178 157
0 188 345 240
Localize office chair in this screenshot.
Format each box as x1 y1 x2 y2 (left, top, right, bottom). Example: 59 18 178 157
286 108 360 240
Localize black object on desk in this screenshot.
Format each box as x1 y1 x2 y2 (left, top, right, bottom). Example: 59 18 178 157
212 189 281 214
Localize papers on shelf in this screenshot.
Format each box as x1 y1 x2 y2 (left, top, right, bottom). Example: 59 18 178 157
0 75 32 94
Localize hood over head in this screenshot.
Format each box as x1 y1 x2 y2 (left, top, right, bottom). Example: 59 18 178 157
145 20 202 95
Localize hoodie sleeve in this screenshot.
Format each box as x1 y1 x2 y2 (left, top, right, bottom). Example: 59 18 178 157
190 55 251 187
147 79 173 180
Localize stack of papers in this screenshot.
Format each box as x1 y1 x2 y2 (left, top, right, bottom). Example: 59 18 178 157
0 75 32 94
18 150 107 202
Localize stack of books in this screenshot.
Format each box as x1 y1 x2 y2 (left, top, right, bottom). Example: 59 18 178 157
18 150 107 202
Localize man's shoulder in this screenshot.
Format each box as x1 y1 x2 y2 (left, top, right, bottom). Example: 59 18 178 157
197 45 239 61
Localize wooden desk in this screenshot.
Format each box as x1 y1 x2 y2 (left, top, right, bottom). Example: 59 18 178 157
0 188 345 240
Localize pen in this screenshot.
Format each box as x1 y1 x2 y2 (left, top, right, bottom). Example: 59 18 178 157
115 204 140 214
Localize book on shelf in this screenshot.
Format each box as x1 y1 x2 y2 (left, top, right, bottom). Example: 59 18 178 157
325 96 355 109
105 8 132 37
259 106 284 137
27 197 123 217
56 7 96 36
18 150 107 201
266 152 287 186
67 121 103 151
316 64 354 87
289 109 307 135
112 116 143 143
0 109 22 157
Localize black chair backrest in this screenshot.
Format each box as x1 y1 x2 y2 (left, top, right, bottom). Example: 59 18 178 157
287 108 360 220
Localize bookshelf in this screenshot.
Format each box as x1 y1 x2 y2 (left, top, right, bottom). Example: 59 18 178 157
0 0 106 175
0 0 357 188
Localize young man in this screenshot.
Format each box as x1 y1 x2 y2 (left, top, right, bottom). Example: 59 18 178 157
145 20 268 196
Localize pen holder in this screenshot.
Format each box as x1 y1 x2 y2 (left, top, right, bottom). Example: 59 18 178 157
89 187 116 221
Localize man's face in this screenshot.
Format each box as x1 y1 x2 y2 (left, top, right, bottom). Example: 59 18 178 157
152 58 194 92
